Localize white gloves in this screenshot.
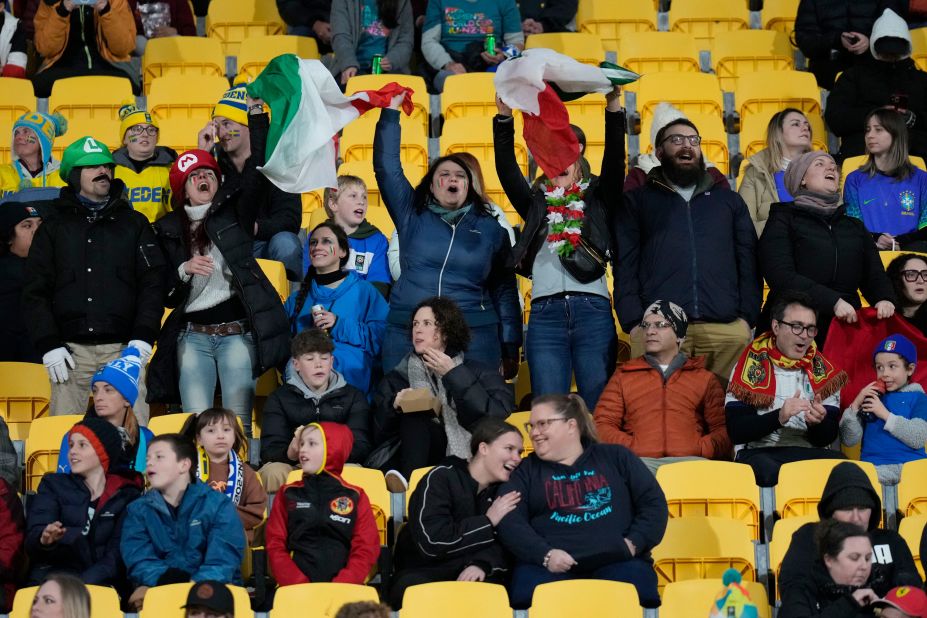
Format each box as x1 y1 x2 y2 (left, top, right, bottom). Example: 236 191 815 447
127 340 153 365
43 347 75 384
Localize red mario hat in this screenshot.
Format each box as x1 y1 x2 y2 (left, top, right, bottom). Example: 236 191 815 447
168 149 221 209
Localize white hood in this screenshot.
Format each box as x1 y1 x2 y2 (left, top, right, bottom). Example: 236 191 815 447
870 8 912 61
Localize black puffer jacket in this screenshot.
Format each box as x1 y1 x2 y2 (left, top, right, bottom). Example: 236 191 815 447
493 109 624 282
758 202 895 344
0 254 39 362
146 113 291 404
23 180 166 355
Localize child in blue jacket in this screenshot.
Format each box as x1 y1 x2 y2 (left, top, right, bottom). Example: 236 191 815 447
840 334 927 484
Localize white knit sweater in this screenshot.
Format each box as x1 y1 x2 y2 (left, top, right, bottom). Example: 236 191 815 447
180 203 237 314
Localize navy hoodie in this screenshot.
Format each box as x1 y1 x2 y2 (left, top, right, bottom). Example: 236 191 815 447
496 443 668 570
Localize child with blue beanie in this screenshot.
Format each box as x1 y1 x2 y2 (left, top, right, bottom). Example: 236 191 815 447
840 334 927 484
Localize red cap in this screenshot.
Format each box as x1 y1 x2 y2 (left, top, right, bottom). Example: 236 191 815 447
169 149 221 209
874 587 927 618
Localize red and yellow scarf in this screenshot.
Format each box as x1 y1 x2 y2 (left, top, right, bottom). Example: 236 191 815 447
728 331 847 409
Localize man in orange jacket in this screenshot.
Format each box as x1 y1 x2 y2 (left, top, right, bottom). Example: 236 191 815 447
594 300 733 474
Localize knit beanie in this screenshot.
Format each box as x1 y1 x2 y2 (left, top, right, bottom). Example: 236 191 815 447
12 111 67 167
118 99 159 140
826 486 878 513
91 347 142 407
709 569 760 618
0 203 40 241
212 83 249 127
642 300 689 338
783 151 835 197
69 417 124 473
168 149 222 209
649 102 687 148
874 334 917 365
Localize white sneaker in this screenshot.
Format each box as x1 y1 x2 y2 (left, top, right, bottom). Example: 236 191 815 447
385 469 409 493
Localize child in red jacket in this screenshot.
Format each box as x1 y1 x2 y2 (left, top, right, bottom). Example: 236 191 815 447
266 422 379 585
0 476 24 613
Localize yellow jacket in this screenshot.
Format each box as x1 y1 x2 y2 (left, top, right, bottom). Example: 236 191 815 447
113 146 176 223
0 159 66 199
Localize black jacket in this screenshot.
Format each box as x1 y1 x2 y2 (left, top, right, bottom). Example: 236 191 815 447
779 463 922 616
260 379 372 465
758 202 895 344
613 167 761 331
517 0 577 33
146 113 291 404
373 354 515 446
0 254 39 362
25 471 144 588
276 0 331 28
23 180 166 355
493 109 624 282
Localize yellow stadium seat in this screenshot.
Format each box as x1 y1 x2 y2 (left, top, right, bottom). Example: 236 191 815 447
48 76 132 123
776 460 881 519
898 459 927 517
141 36 225 95
506 410 533 454
651 517 756 592
301 189 325 228
341 115 429 180
337 160 385 209
365 204 395 237
139 583 251 618
148 412 194 435
768 514 818 599
712 30 794 92
525 32 606 66
669 0 749 50
270 582 379 617
25 414 83 491
258 258 288 303
0 78 35 164
238 35 320 83
740 110 827 158
401 582 512 618
617 32 700 76
913 27 927 72
345 73 430 137
763 0 800 38
661 578 771 618
148 74 231 123
639 110 729 175
11 584 121 618
899 514 927 580
0 362 51 441
206 0 285 56
442 72 499 120
529 580 640 618
735 70 822 126
51 117 122 161
405 466 433 516
566 111 608 174
656 460 761 541
342 466 391 545
636 72 724 129
479 164 517 215
440 116 529 177
307 207 329 231
157 116 205 155
576 0 657 52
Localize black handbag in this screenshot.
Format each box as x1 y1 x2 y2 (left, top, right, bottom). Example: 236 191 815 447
559 235 607 283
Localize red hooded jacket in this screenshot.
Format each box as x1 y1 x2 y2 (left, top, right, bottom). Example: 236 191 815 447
266 422 379 586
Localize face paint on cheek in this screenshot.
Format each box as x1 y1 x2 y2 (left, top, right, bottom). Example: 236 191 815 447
24 136 37 144
128 136 139 143
225 130 241 139
329 246 334 255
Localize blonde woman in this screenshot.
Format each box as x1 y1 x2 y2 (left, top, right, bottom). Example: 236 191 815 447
30 573 91 618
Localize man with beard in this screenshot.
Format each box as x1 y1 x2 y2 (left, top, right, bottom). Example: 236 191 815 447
23 136 165 418
614 118 761 385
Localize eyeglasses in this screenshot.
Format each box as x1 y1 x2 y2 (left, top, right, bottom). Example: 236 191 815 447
777 320 818 338
524 417 568 433
640 320 673 331
661 134 702 147
127 125 159 137
901 269 927 282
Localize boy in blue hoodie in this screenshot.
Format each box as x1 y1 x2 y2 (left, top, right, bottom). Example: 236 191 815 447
840 334 927 484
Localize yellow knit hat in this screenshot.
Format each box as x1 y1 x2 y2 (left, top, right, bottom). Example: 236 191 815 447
212 83 249 127
118 100 159 140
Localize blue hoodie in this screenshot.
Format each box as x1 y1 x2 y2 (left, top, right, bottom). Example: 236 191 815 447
844 167 927 237
284 270 389 394
347 222 391 289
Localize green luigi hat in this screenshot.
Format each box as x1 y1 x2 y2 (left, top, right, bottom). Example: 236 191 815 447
59 136 115 185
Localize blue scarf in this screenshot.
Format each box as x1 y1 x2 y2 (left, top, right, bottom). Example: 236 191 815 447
197 447 243 505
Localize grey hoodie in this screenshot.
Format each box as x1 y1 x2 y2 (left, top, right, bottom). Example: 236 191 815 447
288 368 348 403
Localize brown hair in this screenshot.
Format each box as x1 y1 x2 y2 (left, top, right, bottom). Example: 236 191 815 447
469 417 521 456
860 108 915 180
448 151 491 205
334 601 391 618
85 401 140 447
764 108 810 175
292 328 335 357
37 572 91 618
323 174 366 218
183 407 247 459
530 393 598 444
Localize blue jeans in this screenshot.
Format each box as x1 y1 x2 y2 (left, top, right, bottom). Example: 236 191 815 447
509 559 660 609
525 293 617 409
177 327 257 436
382 321 502 372
253 232 303 281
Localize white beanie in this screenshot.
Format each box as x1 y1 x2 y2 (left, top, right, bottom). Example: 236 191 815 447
649 102 688 147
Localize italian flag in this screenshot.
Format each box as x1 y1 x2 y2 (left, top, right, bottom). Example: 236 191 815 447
247 54 414 193
494 48 639 179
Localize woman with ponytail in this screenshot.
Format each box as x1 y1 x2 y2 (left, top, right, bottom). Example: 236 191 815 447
496 393 668 610
328 0 415 84
286 220 388 394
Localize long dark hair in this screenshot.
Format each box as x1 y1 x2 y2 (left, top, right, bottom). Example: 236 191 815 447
289 220 350 333
413 154 489 215
888 253 927 308
469 417 520 456
376 0 399 30
410 296 471 355
860 108 915 180
176 201 216 258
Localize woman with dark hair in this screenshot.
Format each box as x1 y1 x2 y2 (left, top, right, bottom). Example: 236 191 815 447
779 519 878 617
147 98 290 437
888 253 927 334
389 417 524 608
0 201 42 361
29 572 91 618
328 0 414 84
844 108 927 251
286 220 388 394
493 86 622 409
374 94 521 373
373 297 515 480
496 393 668 609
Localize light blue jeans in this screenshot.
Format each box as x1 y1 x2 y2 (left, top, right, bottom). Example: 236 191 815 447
177 326 256 436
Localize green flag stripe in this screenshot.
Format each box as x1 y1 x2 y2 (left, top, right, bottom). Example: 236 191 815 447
246 53 303 157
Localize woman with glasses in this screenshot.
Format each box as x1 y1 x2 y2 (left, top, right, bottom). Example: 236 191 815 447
373 296 514 484
887 254 927 335
146 97 290 437
496 393 668 610
112 101 176 223
759 150 896 346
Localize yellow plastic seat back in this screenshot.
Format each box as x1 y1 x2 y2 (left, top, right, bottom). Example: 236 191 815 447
618 32 700 76
776 460 881 519
736 70 822 125
524 32 606 66
270 582 379 617
899 459 927 517
506 411 533 455
669 0 749 50
656 460 761 540
257 258 288 303
0 362 51 440
364 205 395 238
139 583 251 618
336 160 386 209
341 466 391 545
638 110 728 175
345 73 430 136
529 579 640 618
440 116 529 177
238 35 320 83
206 0 285 56
0 78 35 164
157 116 207 155
577 0 656 52
149 74 231 123
404 466 434 516
661 578 771 618
712 29 794 92
899 514 927 580
48 76 132 123
11 584 121 618
768 514 817 600
636 72 723 129
141 36 225 95
148 412 194 435
341 115 428 180
442 72 498 120
651 517 756 592
25 414 83 491
763 0 800 37
401 581 512 618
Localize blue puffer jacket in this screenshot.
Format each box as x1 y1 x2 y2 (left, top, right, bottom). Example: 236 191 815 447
120 480 246 586
373 109 521 349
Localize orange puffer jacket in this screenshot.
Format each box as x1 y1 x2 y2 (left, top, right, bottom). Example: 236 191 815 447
34 0 135 71
594 355 733 460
